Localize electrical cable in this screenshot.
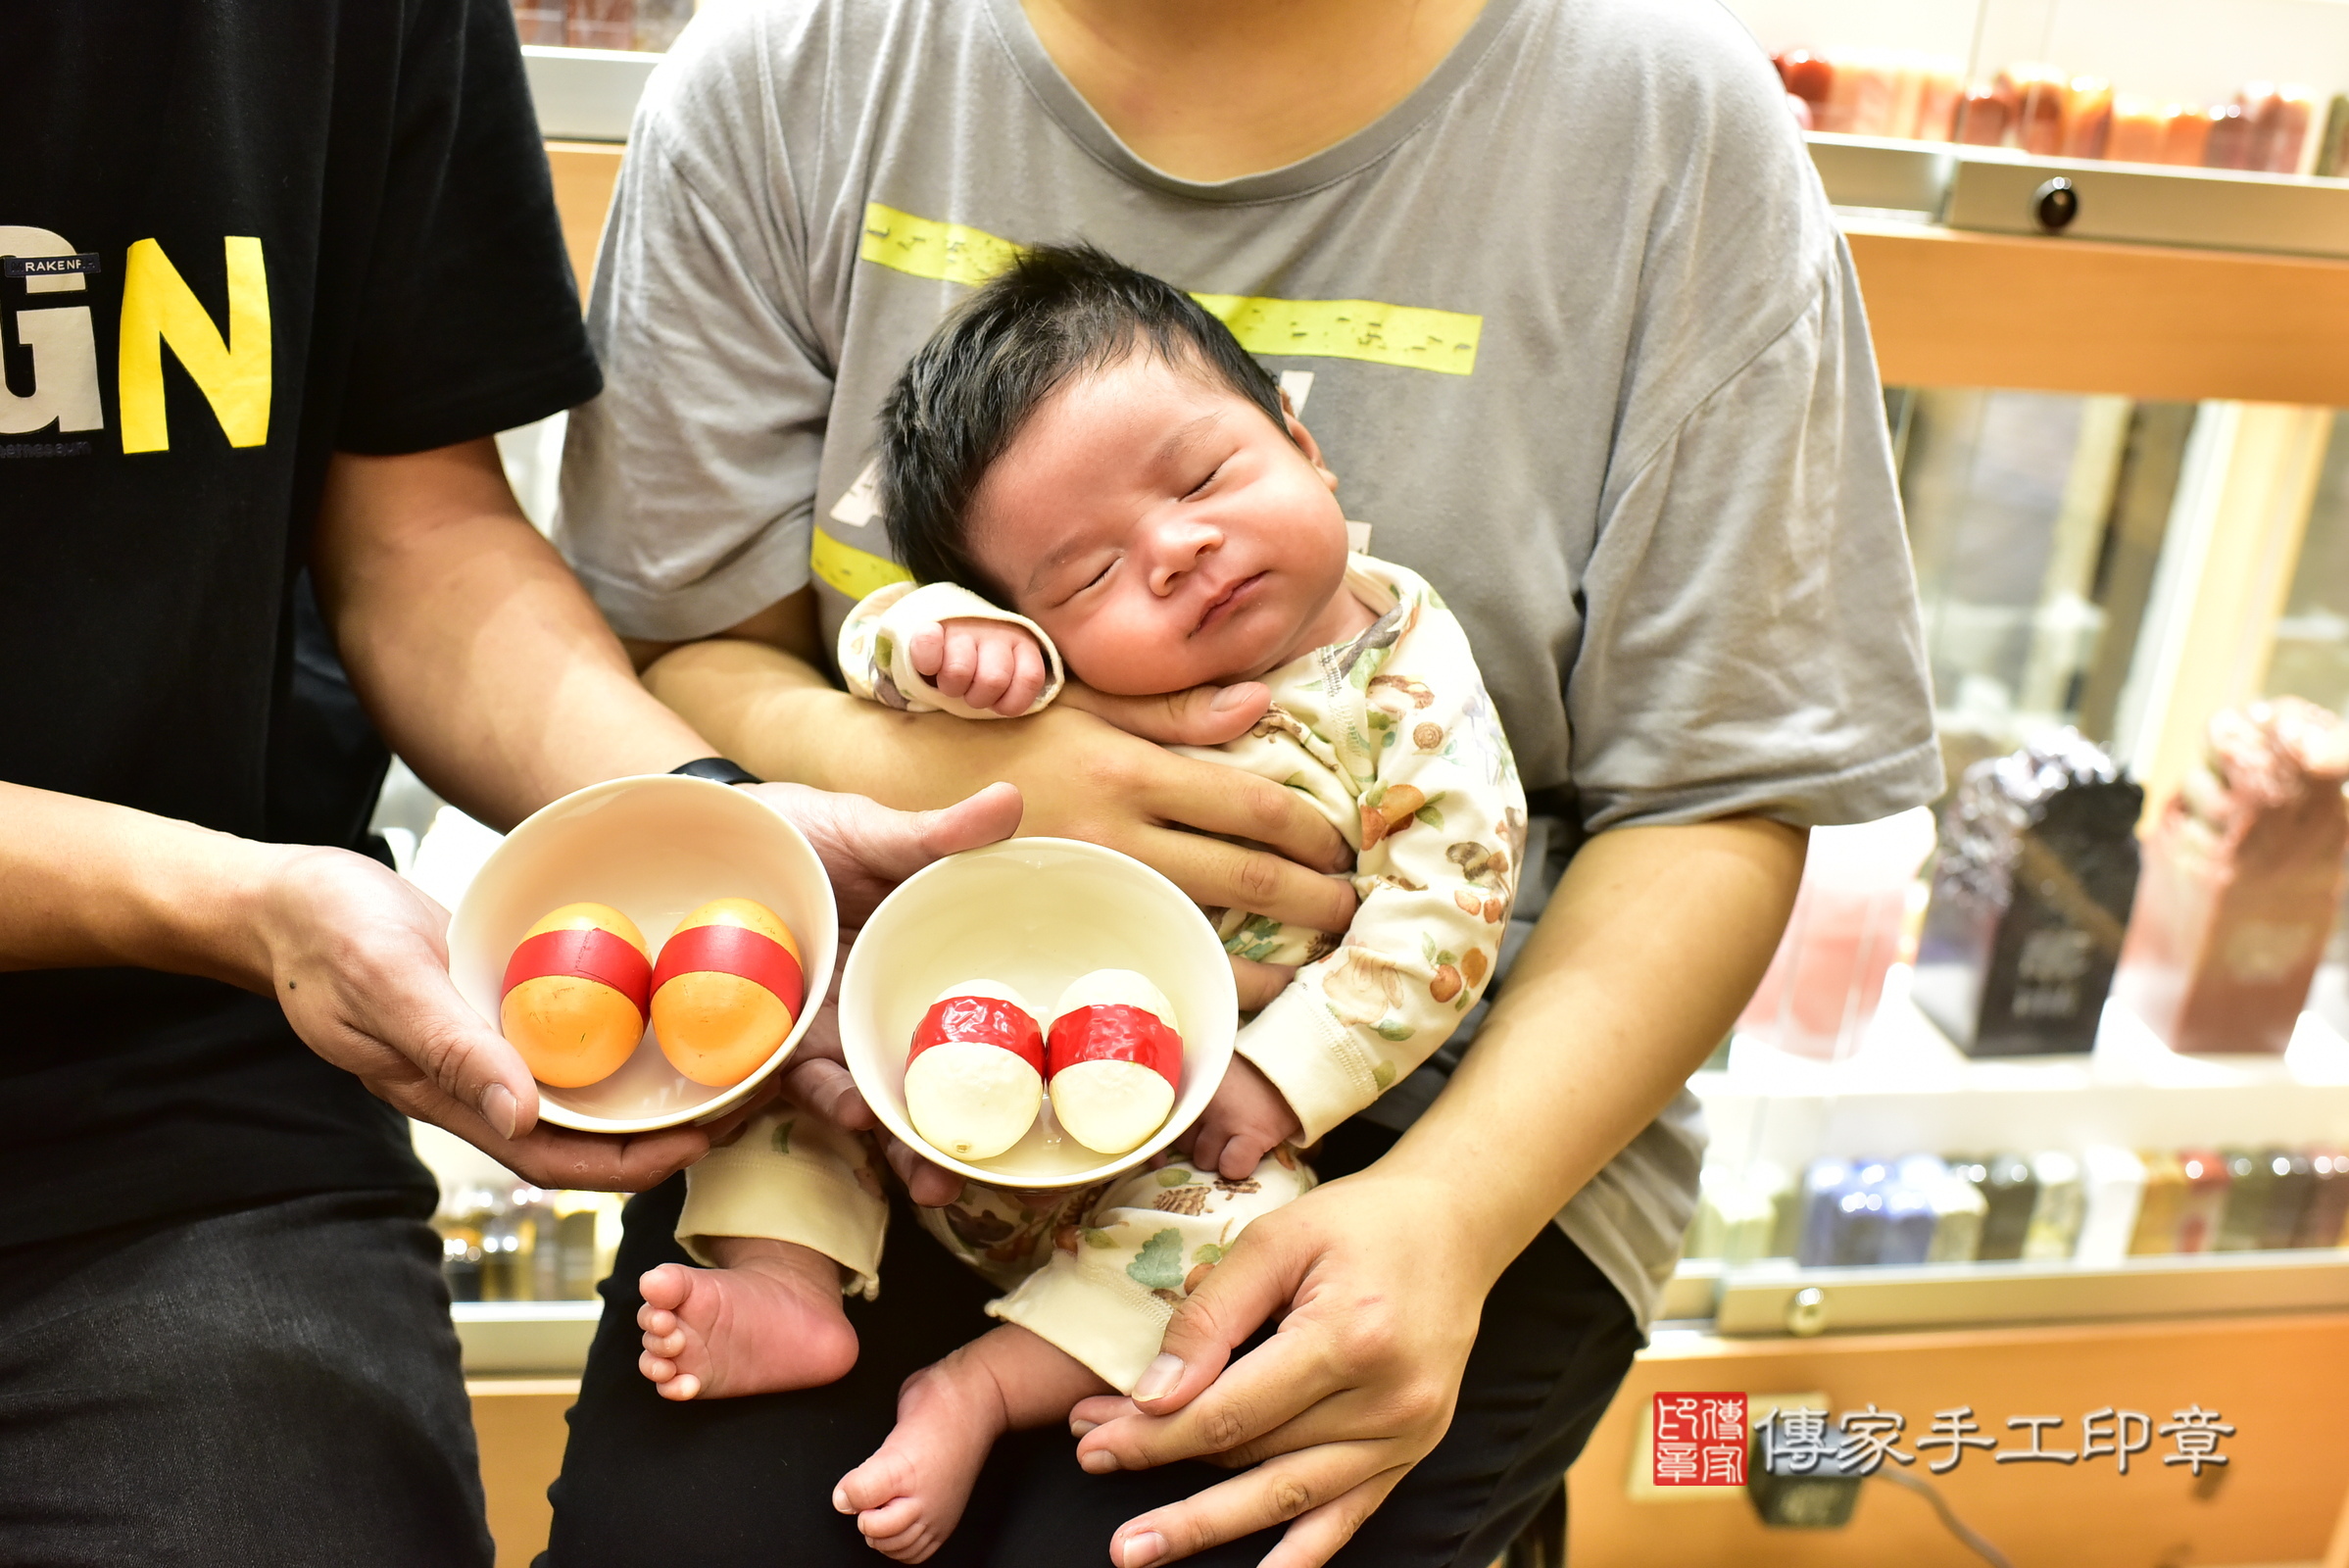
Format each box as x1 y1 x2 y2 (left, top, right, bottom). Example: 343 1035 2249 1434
1871 1467 2016 1568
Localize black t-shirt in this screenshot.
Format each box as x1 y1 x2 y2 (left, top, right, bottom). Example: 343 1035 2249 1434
0 0 602 1248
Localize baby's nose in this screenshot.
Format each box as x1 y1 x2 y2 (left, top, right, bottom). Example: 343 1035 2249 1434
1148 516 1220 586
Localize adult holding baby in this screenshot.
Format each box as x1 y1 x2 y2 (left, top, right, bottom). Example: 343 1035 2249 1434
548 0 1939 1564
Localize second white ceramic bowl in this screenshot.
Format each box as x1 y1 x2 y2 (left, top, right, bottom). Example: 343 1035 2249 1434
839 837 1237 1188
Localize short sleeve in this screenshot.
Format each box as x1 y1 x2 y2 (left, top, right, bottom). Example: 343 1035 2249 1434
554 11 837 641
335 0 601 455
1568 237 1942 831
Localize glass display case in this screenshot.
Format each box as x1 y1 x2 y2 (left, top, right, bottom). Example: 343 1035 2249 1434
1672 387 2349 1337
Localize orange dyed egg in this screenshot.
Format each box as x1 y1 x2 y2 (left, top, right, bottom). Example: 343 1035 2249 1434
650 899 805 1087
500 903 653 1088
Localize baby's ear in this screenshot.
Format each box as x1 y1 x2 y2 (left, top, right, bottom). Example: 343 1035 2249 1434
1279 398 1341 494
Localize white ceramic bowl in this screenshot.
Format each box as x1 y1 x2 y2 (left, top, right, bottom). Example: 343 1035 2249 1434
446 774 839 1133
839 837 1237 1188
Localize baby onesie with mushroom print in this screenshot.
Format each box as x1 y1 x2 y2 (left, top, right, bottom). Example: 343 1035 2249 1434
842 553 1529 1145
671 555 1522 1395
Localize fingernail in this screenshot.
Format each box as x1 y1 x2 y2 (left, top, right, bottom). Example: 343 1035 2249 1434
1123 1532 1167 1568
832 1486 852 1513
480 1083 518 1140
1080 1448 1121 1474
1133 1353 1184 1402
1069 1417 1099 1438
1209 685 1255 713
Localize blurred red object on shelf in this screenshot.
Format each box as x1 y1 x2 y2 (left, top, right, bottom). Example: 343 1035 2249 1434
2115 698 2349 1055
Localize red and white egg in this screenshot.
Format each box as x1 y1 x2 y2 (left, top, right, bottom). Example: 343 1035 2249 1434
903 981 1046 1159
500 902 654 1088
1047 969 1183 1156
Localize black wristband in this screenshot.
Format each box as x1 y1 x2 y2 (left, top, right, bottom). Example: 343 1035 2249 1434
670 757 762 788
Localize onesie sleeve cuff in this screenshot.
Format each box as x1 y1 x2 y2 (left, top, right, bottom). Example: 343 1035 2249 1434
674 1119 889 1299
1236 987 1383 1146
838 581 1065 718
988 1250 1175 1394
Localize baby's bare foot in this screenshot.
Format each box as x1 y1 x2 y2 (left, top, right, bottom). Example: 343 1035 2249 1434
835 1325 1112 1562
635 1240 856 1400
833 1353 1007 1562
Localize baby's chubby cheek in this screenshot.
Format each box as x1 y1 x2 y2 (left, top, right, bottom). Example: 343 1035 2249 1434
1046 618 1208 698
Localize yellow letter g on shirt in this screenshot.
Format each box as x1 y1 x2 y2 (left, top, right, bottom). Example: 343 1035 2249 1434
119 236 270 453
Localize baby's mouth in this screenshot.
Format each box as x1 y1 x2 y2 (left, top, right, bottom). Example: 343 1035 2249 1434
1194 571 1267 635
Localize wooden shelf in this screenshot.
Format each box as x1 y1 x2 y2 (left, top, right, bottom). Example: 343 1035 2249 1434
452 1299 601 1375
1572 1309 2349 1567
545 141 624 298
1847 220 2349 406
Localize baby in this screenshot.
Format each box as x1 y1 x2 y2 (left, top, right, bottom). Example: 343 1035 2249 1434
635 245 1527 1561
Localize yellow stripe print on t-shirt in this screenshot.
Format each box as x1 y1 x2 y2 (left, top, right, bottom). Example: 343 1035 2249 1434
816 202 1482 599
857 203 1481 375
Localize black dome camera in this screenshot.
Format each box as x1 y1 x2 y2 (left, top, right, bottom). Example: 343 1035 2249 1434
2033 177 2080 233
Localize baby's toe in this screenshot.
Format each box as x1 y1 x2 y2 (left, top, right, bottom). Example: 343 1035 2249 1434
856 1494 924 1542
836 1447 919 1515
655 1372 702 1401
637 1263 694 1312
862 1503 946 1561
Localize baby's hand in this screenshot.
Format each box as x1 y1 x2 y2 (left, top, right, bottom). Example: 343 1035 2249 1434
907 617 1050 716
1185 1056 1303 1181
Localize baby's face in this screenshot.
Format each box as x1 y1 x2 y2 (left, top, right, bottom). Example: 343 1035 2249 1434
964 351 1351 697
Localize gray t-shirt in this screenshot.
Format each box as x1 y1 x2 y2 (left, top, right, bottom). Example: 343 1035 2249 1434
557 0 1941 1328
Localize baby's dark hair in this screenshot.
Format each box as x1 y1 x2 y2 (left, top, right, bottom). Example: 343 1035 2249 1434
877 242 1288 601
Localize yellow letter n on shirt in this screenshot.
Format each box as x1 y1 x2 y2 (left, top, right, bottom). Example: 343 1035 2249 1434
119 236 271 453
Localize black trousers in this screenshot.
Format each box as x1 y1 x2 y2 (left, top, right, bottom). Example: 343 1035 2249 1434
0 1191 492 1568
545 1122 1640 1567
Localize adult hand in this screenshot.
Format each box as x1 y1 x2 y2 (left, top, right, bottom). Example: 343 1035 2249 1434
742 778 1023 926
749 779 1025 1205
1051 684 1335 1007
1065 1167 1492 1568
257 844 725 1191
877 702 1358 956
1055 676 1271 748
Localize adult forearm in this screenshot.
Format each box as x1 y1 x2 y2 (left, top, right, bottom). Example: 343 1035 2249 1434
316 441 711 831
1378 816 1806 1281
640 637 882 794
0 783 281 986
647 635 1075 809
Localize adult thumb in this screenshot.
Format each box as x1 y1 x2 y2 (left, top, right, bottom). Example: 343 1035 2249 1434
1059 680 1270 747
1131 1221 1300 1411
410 962 543 1142
913 780 1024 861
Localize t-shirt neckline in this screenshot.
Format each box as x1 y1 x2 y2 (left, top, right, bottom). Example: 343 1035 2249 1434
980 0 1525 205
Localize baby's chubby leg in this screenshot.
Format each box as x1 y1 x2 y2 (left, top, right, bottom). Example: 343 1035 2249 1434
637 1237 859 1400
834 1324 1110 1562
